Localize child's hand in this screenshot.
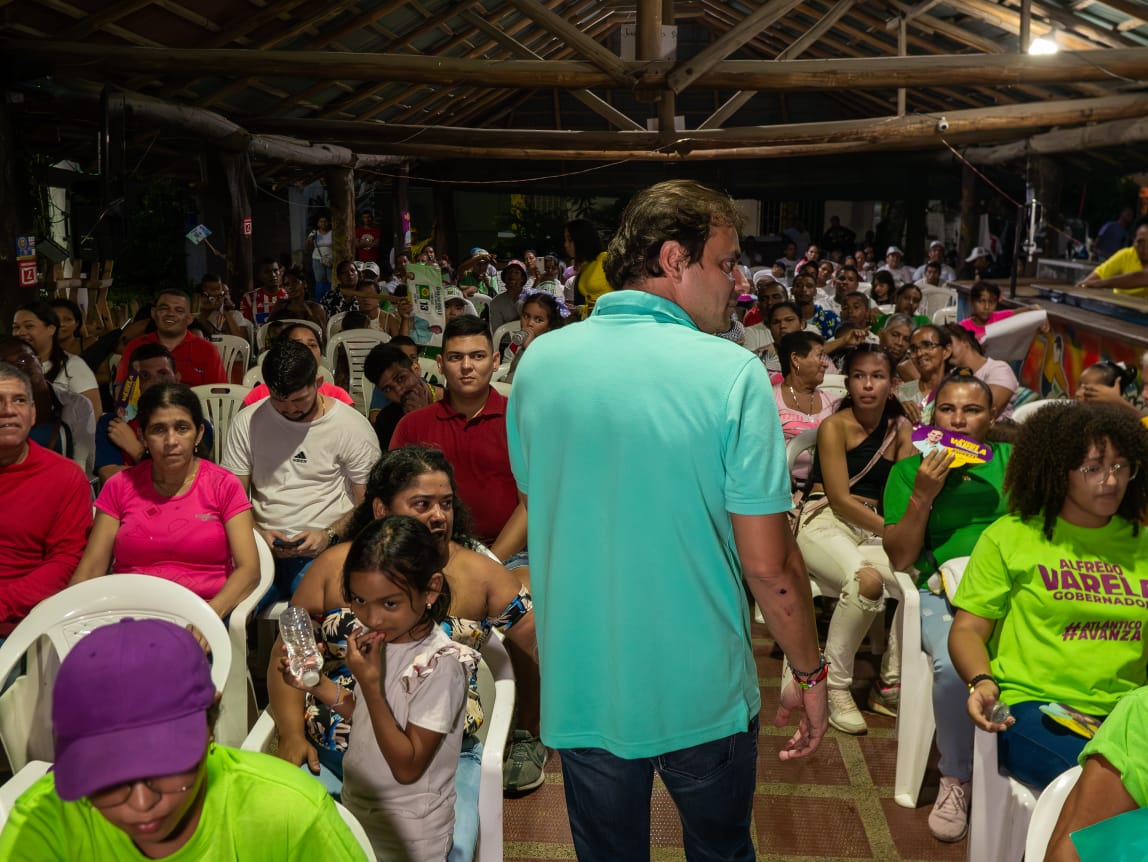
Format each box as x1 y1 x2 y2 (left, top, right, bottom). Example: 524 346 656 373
276 642 323 693
346 628 387 688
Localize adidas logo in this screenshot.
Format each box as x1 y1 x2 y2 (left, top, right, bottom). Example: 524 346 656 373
291 450 308 464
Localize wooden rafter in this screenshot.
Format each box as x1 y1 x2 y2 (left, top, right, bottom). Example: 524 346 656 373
59 0 153 40
966 114 1148 164
776 0 857 61
498 0 634 87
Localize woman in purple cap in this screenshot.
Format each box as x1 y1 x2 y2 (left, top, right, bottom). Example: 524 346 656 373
0 617 371 860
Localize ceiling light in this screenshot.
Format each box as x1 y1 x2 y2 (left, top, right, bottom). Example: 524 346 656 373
1028 36 1058 55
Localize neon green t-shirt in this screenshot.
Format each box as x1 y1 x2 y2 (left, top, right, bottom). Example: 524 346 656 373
883 442 1011 586
0 745 370 861
1080 684 1148 808
954 513 1148 715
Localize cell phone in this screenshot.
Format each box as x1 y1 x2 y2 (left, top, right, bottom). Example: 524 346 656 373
273 537 305 549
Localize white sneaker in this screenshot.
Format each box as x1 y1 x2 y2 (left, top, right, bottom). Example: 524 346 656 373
827 688 868 734
929 776 971 842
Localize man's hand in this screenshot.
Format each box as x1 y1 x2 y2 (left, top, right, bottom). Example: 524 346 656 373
107 418 144 461
774 679 828 761
260 528 326 559
276 733 321 774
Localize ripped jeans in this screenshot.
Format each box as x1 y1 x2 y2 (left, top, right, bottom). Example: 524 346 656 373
797 505 899 690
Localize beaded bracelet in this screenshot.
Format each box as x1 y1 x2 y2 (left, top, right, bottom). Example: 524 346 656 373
788 653 831 690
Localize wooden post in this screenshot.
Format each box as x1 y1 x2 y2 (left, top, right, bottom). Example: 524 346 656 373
1032 156 1063 265
897 18 907 117
325 166 355 273
219 152 254 299
393 162 410 260
0 95 33 331
959 162 977 266
1020 0 1032 53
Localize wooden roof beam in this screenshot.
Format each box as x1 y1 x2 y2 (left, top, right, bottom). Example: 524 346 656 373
497 0 635 87
20 41 1148 91
203 0 313 48
776 0 857 61
943 0 1096 52
666 0 805 93
966 114 1148 164
59 0 153 40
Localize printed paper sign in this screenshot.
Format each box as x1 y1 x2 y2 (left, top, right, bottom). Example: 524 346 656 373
16 236 35 260
405 262 445 347
18 260 36 286
242 217 252 236
186 224 213 245
911 426 994 467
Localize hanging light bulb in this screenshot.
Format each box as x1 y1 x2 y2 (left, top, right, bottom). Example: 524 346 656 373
1028 36 1058 55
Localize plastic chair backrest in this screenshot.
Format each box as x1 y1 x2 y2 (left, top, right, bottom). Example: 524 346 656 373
210 334 251 384
491 380 512 397
326 331 390 414
982 309 1048 363
468 293 493 308
242 365 263 388
326 311 348 341
1011 398 1070 424
191 384 251 464
819 373 847 399
931 306 958 326
919 286 957 319
1025 765 1082 861
216 532 275 747
0 760 50 827
491 321 521 354
256 318 317 351
0 576 231 772
476 630 516 862
418 356 443 386
786 427 819 475
335 801 378 861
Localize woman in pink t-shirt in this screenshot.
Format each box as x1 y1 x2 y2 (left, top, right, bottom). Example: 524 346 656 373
771 330 840 485
71 383 260 617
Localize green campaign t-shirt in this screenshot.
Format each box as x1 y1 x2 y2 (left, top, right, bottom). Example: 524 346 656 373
0 745 370 862
883 442 1011 586
954 513 1148 715
1080 684 1148 808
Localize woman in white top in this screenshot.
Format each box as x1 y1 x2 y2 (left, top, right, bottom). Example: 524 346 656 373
943 323 1019 419
307 215 335 301
13 301 101 419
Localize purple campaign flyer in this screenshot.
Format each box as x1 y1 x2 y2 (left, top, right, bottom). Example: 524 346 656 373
911 426 993 467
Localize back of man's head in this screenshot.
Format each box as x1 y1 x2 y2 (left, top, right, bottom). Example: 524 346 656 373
443 314 492 350
263 338 318 398
604 180 742 292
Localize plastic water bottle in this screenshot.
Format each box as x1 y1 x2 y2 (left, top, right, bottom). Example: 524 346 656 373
279 606 322 687
989 700 1012 725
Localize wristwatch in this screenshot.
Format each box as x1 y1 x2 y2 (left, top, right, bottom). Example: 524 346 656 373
325 528 340 547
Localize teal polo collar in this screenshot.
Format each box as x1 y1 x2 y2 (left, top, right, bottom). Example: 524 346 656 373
590 290 700 331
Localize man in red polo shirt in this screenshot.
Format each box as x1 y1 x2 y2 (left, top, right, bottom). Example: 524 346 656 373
390 315 525 559
114 288 226 393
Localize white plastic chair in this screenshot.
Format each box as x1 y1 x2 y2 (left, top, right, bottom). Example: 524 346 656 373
982 310 1048 363
192 384 252 464
326 311 348 341
919 286 957 320
475 629 516 862
242 365 263 388
219 532 275 747
491 380 512 397
467 293 493 309
1024 764 1082 861
932 306 958 326
335 801 378 861
892 555 969 808
0 760 50 826
256 318 314 351
210 334 251 384
491 321 521 354
818 373 847 400
0 575 232 772
325 331 390 414
1010 397 1070 424
968 727 1040 862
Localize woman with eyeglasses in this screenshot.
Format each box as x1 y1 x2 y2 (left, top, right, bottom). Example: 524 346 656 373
943 324 1019 419
795 345 915 734
896 324 953 424
949 402 1148 790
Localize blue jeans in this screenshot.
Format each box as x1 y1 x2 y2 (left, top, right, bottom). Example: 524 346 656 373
448 736 482 862
998 700 1092 789
559 715 759 862
919 590 975 781
258 556 314 611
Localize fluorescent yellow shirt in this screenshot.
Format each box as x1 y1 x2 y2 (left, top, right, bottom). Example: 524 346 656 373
1093 247 1148 296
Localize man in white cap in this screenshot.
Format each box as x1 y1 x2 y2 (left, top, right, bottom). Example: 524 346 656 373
964 246 994 279
878 245 915 285
913 241 957 283
0 617 373 860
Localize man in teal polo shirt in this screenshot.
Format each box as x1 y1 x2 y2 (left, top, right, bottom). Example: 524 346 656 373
506 180 827 861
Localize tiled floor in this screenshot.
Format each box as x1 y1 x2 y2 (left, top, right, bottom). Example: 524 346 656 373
502 620 967 862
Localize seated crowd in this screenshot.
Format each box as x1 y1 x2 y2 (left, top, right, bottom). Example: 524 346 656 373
2 224 1148 862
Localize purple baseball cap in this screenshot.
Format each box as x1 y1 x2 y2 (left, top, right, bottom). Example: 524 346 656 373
52 618 216 801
